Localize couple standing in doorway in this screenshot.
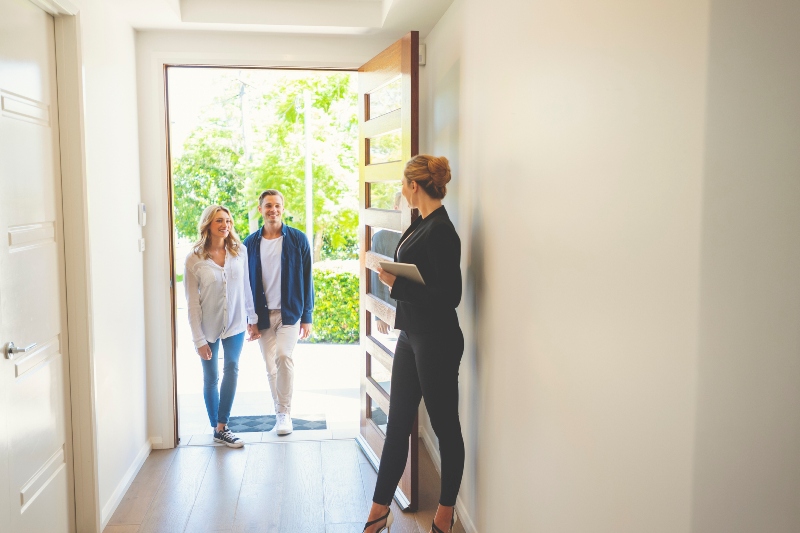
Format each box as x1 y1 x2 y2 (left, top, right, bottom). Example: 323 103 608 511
184 189 313 448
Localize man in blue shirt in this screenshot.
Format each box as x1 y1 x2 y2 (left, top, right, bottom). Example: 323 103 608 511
244 189 314 435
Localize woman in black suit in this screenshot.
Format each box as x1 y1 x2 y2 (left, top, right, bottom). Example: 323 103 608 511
362 155 464 533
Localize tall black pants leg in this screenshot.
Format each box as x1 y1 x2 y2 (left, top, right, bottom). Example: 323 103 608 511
372 328 465 507
372 332 422 505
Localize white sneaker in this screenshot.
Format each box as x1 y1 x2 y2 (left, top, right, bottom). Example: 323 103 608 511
275 413 293 435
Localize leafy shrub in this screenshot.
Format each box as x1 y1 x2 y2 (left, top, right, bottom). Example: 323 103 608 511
307 267 359 344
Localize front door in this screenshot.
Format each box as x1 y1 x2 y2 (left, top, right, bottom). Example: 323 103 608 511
356 31 419 511
0 0 75 531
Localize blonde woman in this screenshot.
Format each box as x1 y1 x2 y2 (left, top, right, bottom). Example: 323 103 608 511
185 205 260 447
363 155 463 533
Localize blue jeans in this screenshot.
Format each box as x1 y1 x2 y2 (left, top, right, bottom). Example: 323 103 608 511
201 332 244 428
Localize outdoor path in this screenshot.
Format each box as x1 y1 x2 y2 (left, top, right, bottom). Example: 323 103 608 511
103 439 466 533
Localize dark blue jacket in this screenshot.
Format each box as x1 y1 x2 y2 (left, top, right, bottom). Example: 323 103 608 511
243 224 314 330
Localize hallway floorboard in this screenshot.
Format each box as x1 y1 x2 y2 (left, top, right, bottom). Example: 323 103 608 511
104 439 465 533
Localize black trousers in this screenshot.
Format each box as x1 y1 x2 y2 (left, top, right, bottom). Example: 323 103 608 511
372 327 465 507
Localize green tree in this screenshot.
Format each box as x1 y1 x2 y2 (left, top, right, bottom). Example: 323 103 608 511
249 73 359 260
172 80 252 239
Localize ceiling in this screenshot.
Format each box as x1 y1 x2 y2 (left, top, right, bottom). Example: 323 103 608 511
111 0 455 38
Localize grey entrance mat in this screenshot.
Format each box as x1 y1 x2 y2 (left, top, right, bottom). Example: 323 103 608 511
227 414 327 433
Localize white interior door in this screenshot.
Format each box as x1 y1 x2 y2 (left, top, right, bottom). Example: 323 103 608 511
0 0 75 531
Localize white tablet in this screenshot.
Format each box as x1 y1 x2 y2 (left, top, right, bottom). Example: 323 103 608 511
378 261 426 285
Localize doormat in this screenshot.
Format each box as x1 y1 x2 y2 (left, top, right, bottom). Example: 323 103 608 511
227 415 327 433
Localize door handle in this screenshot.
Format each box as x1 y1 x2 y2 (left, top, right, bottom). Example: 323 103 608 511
5 342 37 360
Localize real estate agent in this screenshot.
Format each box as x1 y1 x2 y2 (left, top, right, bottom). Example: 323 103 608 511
362 155 464 533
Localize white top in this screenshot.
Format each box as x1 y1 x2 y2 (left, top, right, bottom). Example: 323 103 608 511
185 247 258 348
260 235 283 310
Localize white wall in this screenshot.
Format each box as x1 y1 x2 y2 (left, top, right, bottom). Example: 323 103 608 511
135 30 399 448
691 1 800 531
69 0 149 526
460 0 709 530
418 2 479 531
450 0 800 530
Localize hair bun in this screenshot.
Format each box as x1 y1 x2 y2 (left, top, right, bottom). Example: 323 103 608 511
404 154 451 199
427 156 451 187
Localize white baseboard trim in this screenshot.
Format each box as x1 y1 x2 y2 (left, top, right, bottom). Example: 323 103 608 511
100 440 152 529
419 426 478 533
455 498 478 533
150 435 167 449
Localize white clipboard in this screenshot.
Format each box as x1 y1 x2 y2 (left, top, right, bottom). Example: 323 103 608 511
378 261 425 285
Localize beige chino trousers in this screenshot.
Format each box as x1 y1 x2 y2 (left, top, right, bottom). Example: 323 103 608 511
257 310 301 415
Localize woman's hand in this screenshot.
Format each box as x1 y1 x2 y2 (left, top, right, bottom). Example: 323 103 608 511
377 266 397 288
247 324 261 341
375 318 390 334
197 344 212 360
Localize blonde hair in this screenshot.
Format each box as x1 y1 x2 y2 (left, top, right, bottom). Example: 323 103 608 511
404 154 451 199
191 205 242 259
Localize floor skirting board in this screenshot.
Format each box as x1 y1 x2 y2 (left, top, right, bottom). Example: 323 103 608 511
101 439 152 529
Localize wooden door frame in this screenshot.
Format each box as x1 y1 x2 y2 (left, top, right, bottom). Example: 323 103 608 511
162 64 358 449
140 32 404 453
25 1 104 531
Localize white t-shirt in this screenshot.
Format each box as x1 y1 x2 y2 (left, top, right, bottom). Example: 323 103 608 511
260 235 283 310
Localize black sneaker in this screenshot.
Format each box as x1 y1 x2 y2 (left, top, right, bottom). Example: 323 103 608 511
213 426 244 448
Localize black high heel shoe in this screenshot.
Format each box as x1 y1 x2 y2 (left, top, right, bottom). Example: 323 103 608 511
363 506 393 532
431 509 458 533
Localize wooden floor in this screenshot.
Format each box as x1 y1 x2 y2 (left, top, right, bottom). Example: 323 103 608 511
104 439 466 533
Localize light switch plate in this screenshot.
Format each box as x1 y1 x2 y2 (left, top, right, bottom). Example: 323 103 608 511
138 238 146 252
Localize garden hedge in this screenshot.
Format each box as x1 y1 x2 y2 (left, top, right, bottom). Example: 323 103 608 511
307 267 359 344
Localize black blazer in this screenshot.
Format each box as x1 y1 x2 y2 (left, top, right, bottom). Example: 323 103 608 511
390 205 461 333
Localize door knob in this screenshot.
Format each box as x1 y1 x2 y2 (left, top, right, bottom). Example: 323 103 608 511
5 342 37 360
